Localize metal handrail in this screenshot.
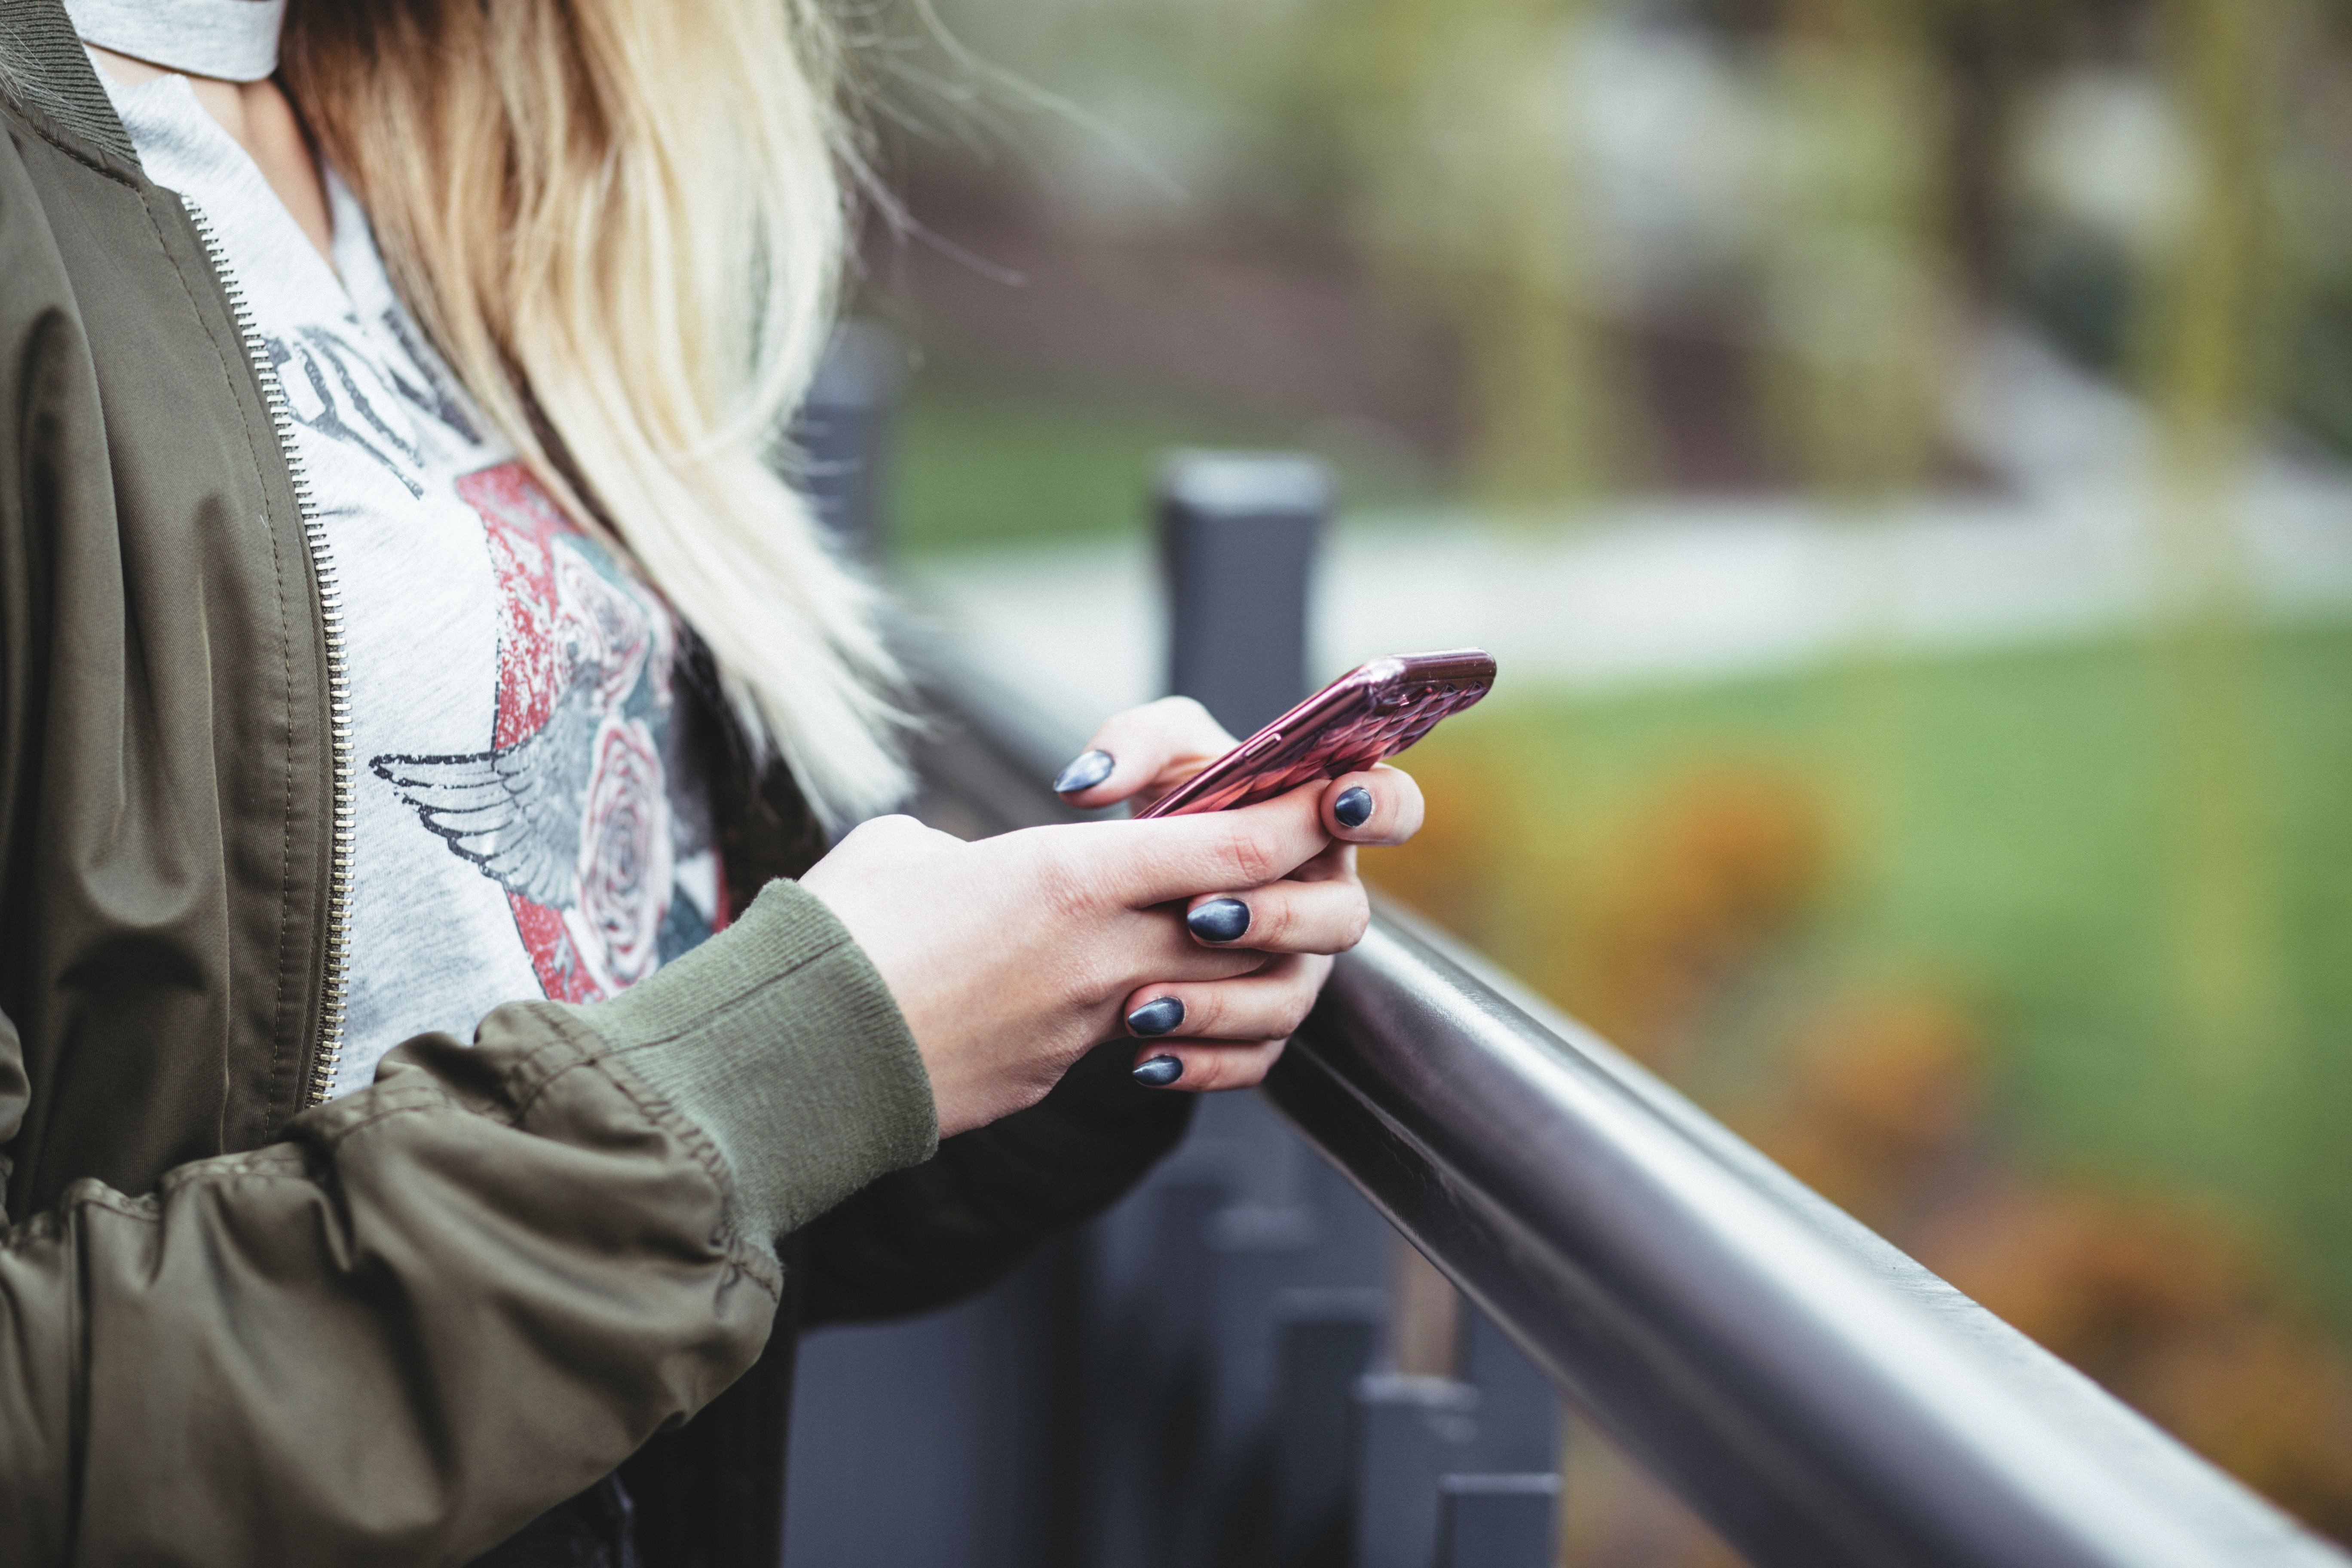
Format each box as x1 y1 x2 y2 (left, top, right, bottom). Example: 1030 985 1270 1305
916 649 2349 1568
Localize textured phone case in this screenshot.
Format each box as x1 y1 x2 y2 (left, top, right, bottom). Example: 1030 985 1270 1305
1138 649 1495 818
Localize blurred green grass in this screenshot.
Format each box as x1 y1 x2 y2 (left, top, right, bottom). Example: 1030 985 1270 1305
1396 620 2352 1320
887 367 1441 555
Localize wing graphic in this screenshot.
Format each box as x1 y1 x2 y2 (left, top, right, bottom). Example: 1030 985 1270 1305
371 682 599 908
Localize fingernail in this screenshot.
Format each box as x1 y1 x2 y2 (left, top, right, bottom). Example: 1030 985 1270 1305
1334 786 1374 828
1132 1055 1185 1087
1126 996 1185 1037
1053 749 1115 795
1186 898 1251 943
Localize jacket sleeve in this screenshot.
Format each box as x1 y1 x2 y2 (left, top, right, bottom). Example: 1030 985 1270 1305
798 1035 1197 1326
0 880 936 1568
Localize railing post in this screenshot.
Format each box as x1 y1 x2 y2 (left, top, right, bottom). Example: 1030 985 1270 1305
1151 451 1335 1567
788 320 904 557
1434 1476 1562 1568
1272 1289 1387 1568
1346 1347 1561 1568
1458 1307 1563 1478
1159 451 1329 736
1351 1375 1481 1568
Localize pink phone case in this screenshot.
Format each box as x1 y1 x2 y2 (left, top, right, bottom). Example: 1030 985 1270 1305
1137 649 1496 819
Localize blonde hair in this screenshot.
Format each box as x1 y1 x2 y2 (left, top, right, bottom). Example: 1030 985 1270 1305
282 0 909 829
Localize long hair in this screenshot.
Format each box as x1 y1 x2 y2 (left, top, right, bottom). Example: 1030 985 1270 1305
281 0 909 829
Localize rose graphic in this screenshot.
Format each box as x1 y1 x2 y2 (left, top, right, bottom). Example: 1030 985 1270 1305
567 712 672 989
377 462 715 1007
554 543 654 712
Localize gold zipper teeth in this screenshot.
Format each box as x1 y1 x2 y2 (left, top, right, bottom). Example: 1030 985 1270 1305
184 202 355 1110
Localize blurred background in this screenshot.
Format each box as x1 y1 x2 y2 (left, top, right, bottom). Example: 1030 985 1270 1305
831 0 2352 1559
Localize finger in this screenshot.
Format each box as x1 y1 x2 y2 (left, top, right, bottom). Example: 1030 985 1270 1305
1322 765 1424 847
1120 958 1323 1047
1129 1037 1287 1093
1051 697 1238 808
1287 838 1358 885
1080 781 1334 908
1105 907 1272 988
1183 877 1369 956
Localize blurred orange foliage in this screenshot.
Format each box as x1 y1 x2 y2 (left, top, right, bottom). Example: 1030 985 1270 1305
1553 769 1828 1067
1372 743 2352 1550
1359 746 1513 941
1750 992 1979 1228
1919 1186 2352 1541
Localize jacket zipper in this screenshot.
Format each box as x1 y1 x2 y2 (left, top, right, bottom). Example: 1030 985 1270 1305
185 202 355 1109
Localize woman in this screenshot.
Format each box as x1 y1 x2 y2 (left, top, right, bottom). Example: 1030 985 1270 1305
0 0 1422 1563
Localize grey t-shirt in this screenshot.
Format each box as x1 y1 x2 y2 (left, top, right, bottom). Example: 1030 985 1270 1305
100 70 731 1098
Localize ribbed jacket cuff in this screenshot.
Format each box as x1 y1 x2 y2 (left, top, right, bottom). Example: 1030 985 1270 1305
563 879 938 1249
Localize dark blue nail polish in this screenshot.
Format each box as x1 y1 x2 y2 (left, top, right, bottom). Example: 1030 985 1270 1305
1187 898 1251 943
1132 1055 1184 1087
1334 786 1374 828
1052 749 1115 795
1127 996 1185 1037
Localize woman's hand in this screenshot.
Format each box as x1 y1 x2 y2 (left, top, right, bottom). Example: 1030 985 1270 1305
1047 697 1425 1094
803 784 1334 1136
801 696 1423 1136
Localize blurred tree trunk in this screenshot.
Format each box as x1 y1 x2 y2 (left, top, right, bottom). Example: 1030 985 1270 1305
1766 0 1951 501
1444 0 1621 511
2144 0 2290 1090
1927 0 2028 306
1764 0 1953 919
1329 0 1625 512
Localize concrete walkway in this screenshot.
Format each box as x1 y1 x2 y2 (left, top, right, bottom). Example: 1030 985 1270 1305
907 332 2352 726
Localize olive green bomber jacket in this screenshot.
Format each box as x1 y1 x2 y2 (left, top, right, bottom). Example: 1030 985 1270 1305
0 6 1193 1563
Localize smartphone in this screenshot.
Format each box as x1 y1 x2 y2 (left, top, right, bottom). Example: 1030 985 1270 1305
1136 649 1496 819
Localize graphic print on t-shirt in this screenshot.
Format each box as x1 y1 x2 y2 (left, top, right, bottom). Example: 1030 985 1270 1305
371 462 727 1003
96 73 734 1087
267 319 469 498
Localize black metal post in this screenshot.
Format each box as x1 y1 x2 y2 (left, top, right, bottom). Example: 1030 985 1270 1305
1458 1307 1562 1477
1434 1476 1562 1568
1272 1291 1387 1568
787 320 905 557
1341 1321 1563 1568
1159 451 1329 736
1351 1375 1481 1568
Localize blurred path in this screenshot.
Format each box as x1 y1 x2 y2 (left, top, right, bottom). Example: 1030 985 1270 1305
909 331 2352 726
